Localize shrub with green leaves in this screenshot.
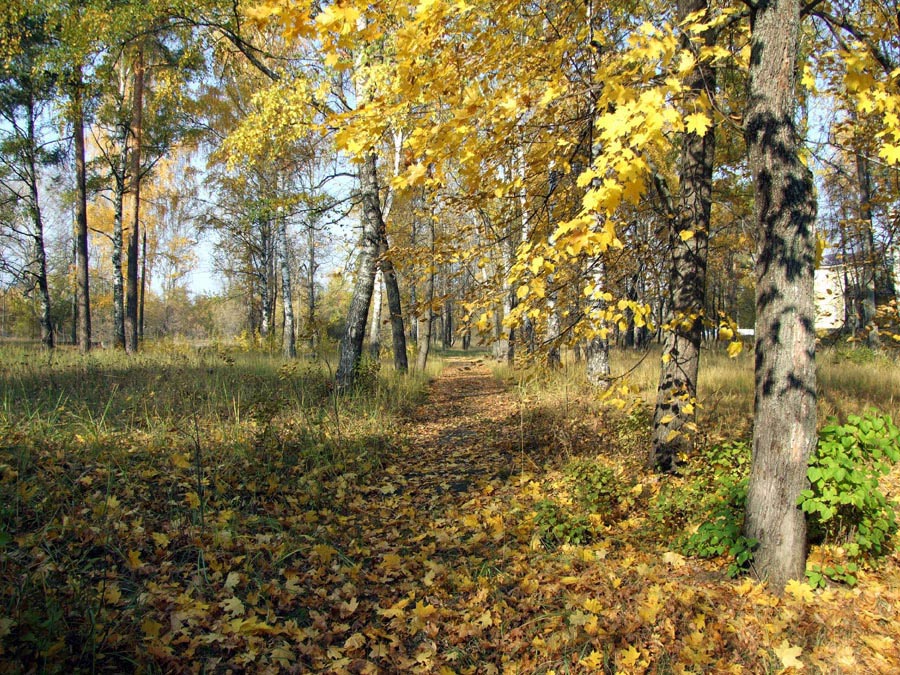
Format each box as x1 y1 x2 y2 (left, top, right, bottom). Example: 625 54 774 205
532 499 594 548
680 478 757 577
799 412 900 562
566 461 623 512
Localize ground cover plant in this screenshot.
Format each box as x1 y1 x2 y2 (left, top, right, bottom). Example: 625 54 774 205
2 342 900 672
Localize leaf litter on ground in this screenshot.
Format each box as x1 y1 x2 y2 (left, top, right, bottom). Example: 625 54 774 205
1 356 899 673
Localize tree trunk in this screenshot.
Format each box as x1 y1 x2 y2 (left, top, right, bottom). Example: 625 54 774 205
743 0 818 593
442 299 453 349
139 229 147 340
854 150 880 347
545 300 561 368
336 151 382 390
585 258 611 389
585 335 610 387
369 268 384 358
306 219 317 352
279 209 296 358
125 45 144 354
25 92 53 349
892 245 900 306
649 0 716 472
73 67 91 353
380 237 409 372
70 238 77 345
112 131 127 349
416 215 435 372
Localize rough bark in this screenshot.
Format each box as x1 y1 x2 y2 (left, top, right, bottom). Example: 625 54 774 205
259 219 277 339
24 92 53 348
336 151 382 390
70 238 77 345
125 46 144 354
380 238 409 372
854 150 880 347
743 0 818 593
279 210 296 359
585 258 611 389
585 335 610 388
139 229 147 340
545 301 561 369
892 245 900 306
649 0 716 472
442 299 453 349
72 68 91 353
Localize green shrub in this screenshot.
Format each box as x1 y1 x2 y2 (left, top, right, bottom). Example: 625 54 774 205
566 461 623 513
533 499 594 548
680 478 757 577
799 411 900 584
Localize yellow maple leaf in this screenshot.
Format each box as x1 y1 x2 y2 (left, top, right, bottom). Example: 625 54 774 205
581 649 605 670
224 571 240 591
727 340 743 358
172 453 191 469
184 491 201 509
774 640 804 670
662 551 686 568
684 112 712 136
344 632 366 650
413 601 437 621
379 597 410 619
679 229 695 242
102 583 122 605
406 163 428 186
879 143 900 164
151 532 170 548
784 579 814 603
584 597 604 613
221 596 245 618
311 543 337 565
126 549 143 571
617 644 643 669
141 617 163 639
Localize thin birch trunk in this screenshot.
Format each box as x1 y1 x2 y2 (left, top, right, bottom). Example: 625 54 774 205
125 45 144 354
279 209 296 358
73 66 91 353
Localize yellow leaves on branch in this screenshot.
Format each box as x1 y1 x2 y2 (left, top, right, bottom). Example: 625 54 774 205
840 46 900 165
684 112 712 137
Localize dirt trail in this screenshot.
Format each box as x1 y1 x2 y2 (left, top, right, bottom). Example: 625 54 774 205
296 357 550 671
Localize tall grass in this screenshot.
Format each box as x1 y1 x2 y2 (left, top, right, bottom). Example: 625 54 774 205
490 342 899 452
0 341 441 478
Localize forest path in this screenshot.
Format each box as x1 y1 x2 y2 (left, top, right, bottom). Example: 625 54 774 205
298 356 562 671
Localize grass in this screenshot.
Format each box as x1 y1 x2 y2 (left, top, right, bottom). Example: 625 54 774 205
499 341 900 442
0 340 442 672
